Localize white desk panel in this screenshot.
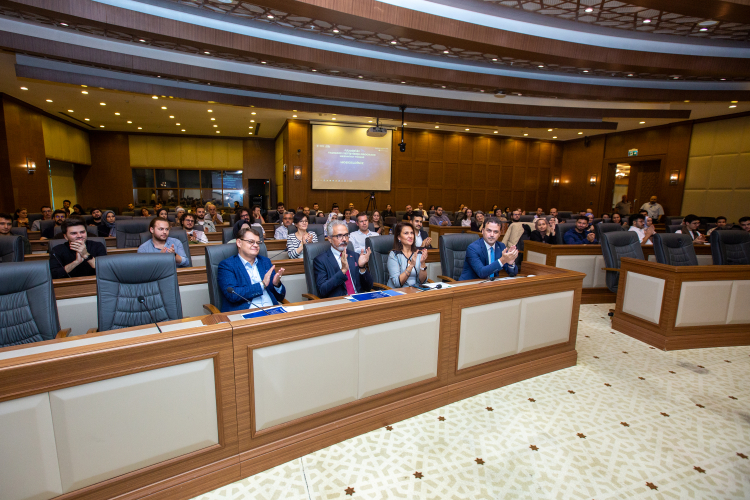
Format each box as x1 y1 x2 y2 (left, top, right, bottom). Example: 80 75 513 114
622 272 665 325
727 281 750 324
457 299 521 370
675 281 732 327
518 291 574 353
525 251 547 265
556 255 595 288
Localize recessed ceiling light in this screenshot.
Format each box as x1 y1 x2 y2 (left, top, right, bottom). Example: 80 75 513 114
673 76 679 79
182 129 186 132
213 124 218 127
523 133 528 136
548 129 553 132
138 127 142 129
139 39 146 42
46 99 53 102
731 100 738 103
249 126 253 129
628 74 633 77
84 118 90 121
358 75 363 78
261 61 267 64
81 85 87 88
404 123 408 126
390 41 397 44
293 115 297 117
368 120 372 123
578 132 583 134
99 125 105 128
480 90 484 92
699 28 708 31
721 78 726 81
251 112 256 115
643 19 651 23
20 86 27 90
161 106 167 109
465 128 470 131
640 121 645 124
207 109 212 112
216 131 220 133
684 100 690 102
435 126 439 128
169 115 174 118
494 131 498 133
730 105 737 108
538 65 544 68
267 15 274 19
332 117 336 120
250 119 255 122
114 112 120 115
442 86 446 88
312 69 317 72
517 93 522 96
152 96 158 99
60 22 68 26
127 121 132 123
443 50 449 54
552 136 557 139
582 70 588 73
67 109 74 112
584 7 593 12
332 29 339 33
176 123 181 125
211 117 215 121
204 51 210 55
249 132 253 135
99 102 106 106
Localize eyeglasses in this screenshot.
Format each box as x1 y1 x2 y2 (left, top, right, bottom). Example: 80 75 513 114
330 233 349 240
240 239 260 246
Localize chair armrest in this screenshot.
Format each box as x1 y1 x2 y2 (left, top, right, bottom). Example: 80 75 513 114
601 268 620 272
86 328 98 334
56 328 71 339
371 283 391 290
437 275 457 282
281 298 290 304
203 304 221 314
426 279 434 283
301 293 320 301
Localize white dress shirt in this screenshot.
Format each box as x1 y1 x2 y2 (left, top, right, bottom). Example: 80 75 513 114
349 229 379 253
274 224 289 240
186 229 208 244
485 240 515 270
238 254 282 308
629 226 653 245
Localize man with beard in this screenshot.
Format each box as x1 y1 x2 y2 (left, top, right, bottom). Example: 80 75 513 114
313 219 373 298
49 218 107 278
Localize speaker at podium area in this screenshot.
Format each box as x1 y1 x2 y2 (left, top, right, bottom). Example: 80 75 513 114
247 178 270 210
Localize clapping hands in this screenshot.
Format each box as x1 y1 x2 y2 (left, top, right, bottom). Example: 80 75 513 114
500 245 518 265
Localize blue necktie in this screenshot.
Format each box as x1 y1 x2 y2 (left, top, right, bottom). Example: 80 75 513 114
489 246 495 278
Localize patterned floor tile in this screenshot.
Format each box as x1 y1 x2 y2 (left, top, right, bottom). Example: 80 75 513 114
193 305 750 499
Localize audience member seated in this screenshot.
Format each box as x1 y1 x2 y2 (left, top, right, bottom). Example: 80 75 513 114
494 208 506 220
311 202 320 215
627 214 655 245
182 213 208 243
549 208 559 219
387 222 428 288
156 208 173 226
411 213 433 248
504 209 531 246
175 206 186 221
98 210 117 237
460 217 518 280
640 196 664 222
137 217 189 267
49 218 107 279
287 213 318 259
533 207 544 219
416 202 428 218
429 206 452 226
611 213 627 228
707 216 729 235
370 210 386 235
139 207 151 217
349 212 379 253
15 208 29 228
217 226 286 313
0 213 29 254
226 220 250 245
530 217 557 244
342 208 356 225
675 214 706 243
470 211 486 232
564 216 598 244
89 208 103 227
600 213 611 223
72 204 84 216
740 216 750 232
402 205 414 221
274 211 294 239
155 202 163 212
268 202 285 223
314 220 373 298
461 208 474 227
31 205 52 231
41 210 66 239
206 202 223 225
382 204 395 218
62 199 71 216
126 203 135 212
195 206 215 233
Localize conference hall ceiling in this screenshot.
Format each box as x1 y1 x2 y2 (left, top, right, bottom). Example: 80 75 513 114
0 0 747 138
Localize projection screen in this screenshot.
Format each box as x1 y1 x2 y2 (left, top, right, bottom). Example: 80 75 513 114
311 125 392 191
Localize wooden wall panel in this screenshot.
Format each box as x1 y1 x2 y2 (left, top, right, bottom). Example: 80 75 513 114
78 132 132 212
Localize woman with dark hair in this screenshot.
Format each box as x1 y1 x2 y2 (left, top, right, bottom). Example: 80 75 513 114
472 211 486 232
386 222 428 288
370 210 386 235
155 207 172 225
461 208 474 227
287 213 317 259
428 205 436 211
98 210 117 237
530 217 556 244
16 208 29 228
225 220 250 245
72 204 85 215
381 204 395 219
140 207 151 217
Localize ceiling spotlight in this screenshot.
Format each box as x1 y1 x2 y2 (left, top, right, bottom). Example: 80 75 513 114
100 102 106 106
639 121 645 124
443 50 449 54
84 118 90 121
358 75 363 78
582 70 589 73
169 115 174 118
207 109 212 112
152 96 158 99
700 28 708 31
684 100 690 102
493 131 498 134
293 115 297 117
312 69 317 72
332 117 336 120
60 22 68 26
211 118 215 121
731 100 738 103
249 126 253 129
404 123 408 126
673 76 679 79
720 78 727 81
251 112 256 115
216 131 220 133
161 106 167 109
267 14 274 19
643 19 651 23
578 132 583 134
390 41 397 44
628 74 633 77
138 127 142 129
435 126 439 128
204 51 210 54
81 85 87 88
250 119 255 122
523 133 528 136
730 105 737 108
552 136 557 139
538 65 544 68
465 128 470 131
20 86 28 90
114 112 120 115
548 128 553 132
176 123 181 125
584 7 593 12
492 58 497 61
127 121 132 123
181 129 186 132
139 39 146 42
213 124 218 127
249 132 253 135
442 86 446 88
100 125 105 128
261 61 267 64
332 29 339 33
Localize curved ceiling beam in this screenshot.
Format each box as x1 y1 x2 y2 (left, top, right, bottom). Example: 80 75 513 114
624 0 750 24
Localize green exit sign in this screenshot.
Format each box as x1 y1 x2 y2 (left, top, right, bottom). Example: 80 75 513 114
628 149 638 157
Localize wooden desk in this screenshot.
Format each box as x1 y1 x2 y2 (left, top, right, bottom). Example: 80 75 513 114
0 263 583 500
612 257 750 350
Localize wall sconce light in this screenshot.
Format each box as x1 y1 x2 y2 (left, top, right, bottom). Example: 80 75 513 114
589 174 597 186
26 157 36 174
669 170 679 185
552 176 560 186
293 166 302 180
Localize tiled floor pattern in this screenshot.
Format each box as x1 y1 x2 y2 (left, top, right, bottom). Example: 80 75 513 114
193 305 750 499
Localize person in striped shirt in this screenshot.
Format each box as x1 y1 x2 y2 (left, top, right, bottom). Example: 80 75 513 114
286 213 318 259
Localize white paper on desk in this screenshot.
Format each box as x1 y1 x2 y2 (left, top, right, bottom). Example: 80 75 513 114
284 306 304 312
421 282 455 289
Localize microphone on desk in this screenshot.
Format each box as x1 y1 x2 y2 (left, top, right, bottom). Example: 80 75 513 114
52 252 72 279
137 295 163 333
226 287 271 316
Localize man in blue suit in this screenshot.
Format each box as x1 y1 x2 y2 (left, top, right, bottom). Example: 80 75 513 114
217 226 286 313
314 219 373 298
459 217 519 280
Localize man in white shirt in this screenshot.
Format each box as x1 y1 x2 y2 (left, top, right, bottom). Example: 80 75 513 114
533 208 544 219
349 212 379 253
640 196 664 222
196 206 215 233
628 214 655 245
274 211 294 239
181 213 208 244
411 213 432 248
205 202 223 225
31 205 53 232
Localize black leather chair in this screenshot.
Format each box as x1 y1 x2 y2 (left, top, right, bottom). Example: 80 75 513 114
664 216 684 226
95 254 183 332
307 224 326 242
666 224 682 234
229 213 236 226
48 237 108 253
27 212 43 226
301 240 355 300
652 233 698 266
346 222 358 233
554 223 577 244
593 222 625 242
203 242 269 313
0 261 69 346
137 229 192 267
116 215 133 221
10 227 27 238
710 230 750 265
222 227 234 244
384 216 397 227
365 235 394 289
438 233 480 282
600 231 644 294
116 219 151 248
558 211 573 220
39 220 56 236
519 215 535 222
0 235 24 263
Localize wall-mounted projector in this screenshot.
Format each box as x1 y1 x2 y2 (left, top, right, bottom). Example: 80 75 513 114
366 126 388 137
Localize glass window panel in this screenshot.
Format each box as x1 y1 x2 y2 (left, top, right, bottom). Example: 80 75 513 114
155 169 178 188
201 170 222 206
222 170 244 207
132 169 154 188
179 189 202 206
156 189 178 206
133 188 156 206
179 169 201 189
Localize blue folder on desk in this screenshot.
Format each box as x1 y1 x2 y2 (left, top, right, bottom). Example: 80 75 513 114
242 306 288 319
347 290 405 302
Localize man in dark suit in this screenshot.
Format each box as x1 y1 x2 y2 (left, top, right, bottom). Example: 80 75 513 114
217 226 286 313
460 217 519 280
314 219 373 298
